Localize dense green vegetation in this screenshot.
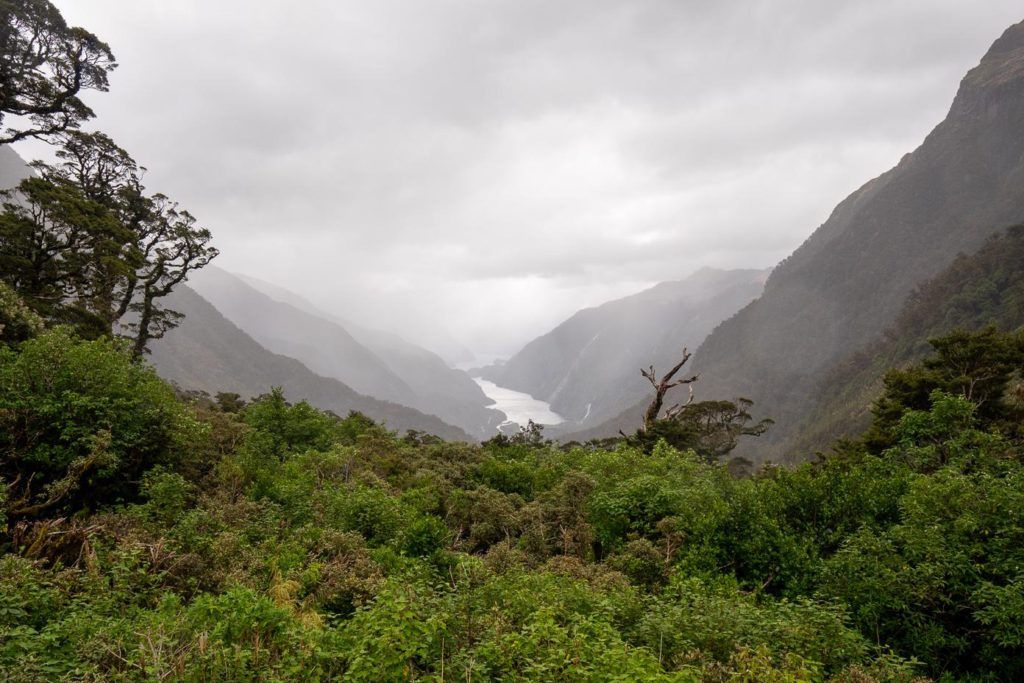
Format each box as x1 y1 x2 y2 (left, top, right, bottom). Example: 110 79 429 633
2 3 1023 681
1 300 1022 679
785 226 1024 460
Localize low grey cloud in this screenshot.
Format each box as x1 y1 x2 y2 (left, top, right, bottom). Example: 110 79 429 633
21 0 1023 358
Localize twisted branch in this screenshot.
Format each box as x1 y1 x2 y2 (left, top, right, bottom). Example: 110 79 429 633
640 348 698 433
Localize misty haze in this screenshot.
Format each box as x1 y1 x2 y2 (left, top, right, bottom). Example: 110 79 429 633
2 1 1024 680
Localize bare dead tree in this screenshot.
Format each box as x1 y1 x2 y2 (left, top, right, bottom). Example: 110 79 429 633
663 387 697 420
639 348 699 433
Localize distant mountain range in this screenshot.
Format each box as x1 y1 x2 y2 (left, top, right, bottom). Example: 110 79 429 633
237 270 478 367
186 267 503 438
4 19 1022 457
477 267 768 434
148 285 474 441
570 20 1024 455
0 147 496 440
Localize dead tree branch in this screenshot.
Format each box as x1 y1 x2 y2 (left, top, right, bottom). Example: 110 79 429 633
640 348 699 433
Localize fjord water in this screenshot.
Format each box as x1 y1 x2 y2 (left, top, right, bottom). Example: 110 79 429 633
473 378 564 429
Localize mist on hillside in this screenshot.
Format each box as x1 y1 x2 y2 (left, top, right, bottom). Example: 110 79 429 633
12 0 1023 361
6 3 1024 680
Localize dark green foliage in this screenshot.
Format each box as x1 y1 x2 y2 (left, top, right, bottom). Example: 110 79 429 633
0 175 124 338
635 576 871 676
0 328 200 519
6 326 1023 679
820 392 1024 677
633 397 773 462
607 537 666 589
242 387 339 459
866 327 1024 452
400 514 447 557
214 391 246 413
0 281 42 346
0 0 117 144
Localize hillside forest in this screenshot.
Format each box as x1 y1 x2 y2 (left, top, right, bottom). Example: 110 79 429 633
2 2 1024 682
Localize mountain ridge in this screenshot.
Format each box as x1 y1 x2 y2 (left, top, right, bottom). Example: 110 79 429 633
188 267 504 437
780 224 1024 460
479 267 769 433
569 21 1024 452
0 145 30 191
148 285 473 441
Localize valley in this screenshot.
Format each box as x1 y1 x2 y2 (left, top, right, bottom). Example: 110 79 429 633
2 4 1024 681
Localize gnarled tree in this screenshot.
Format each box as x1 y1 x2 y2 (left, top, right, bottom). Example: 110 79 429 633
0 132 217 353
0 0 116 144
639 347 699 433
634 348 772 462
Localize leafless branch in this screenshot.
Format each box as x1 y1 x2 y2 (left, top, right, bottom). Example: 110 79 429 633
640 348 699 433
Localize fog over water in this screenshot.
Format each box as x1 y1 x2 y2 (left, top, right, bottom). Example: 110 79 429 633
18 0 1024 361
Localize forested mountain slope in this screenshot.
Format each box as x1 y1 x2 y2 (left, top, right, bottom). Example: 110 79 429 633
573 21 1024 453
188 267 502 437
480 268 768 432
690 21 1024 459
147 285 472 441
778 224 1024 460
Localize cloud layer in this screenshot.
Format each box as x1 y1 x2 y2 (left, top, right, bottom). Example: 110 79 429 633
24 1 1024 358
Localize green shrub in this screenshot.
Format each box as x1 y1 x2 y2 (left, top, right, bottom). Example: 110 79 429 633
0 328 202 518
636 576 868 676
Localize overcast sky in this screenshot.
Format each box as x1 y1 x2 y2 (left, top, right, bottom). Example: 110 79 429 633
21 1 1024 359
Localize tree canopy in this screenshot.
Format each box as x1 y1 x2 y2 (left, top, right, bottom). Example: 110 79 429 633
0 123 217 355
0 0 116 144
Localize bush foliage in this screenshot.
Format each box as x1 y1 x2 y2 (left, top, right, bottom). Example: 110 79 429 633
1 320 1022 681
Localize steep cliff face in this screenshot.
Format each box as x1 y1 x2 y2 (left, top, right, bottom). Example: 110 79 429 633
781 224 1024 461
567 21 1024 451
674 21 1024 457
481 268 768 432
